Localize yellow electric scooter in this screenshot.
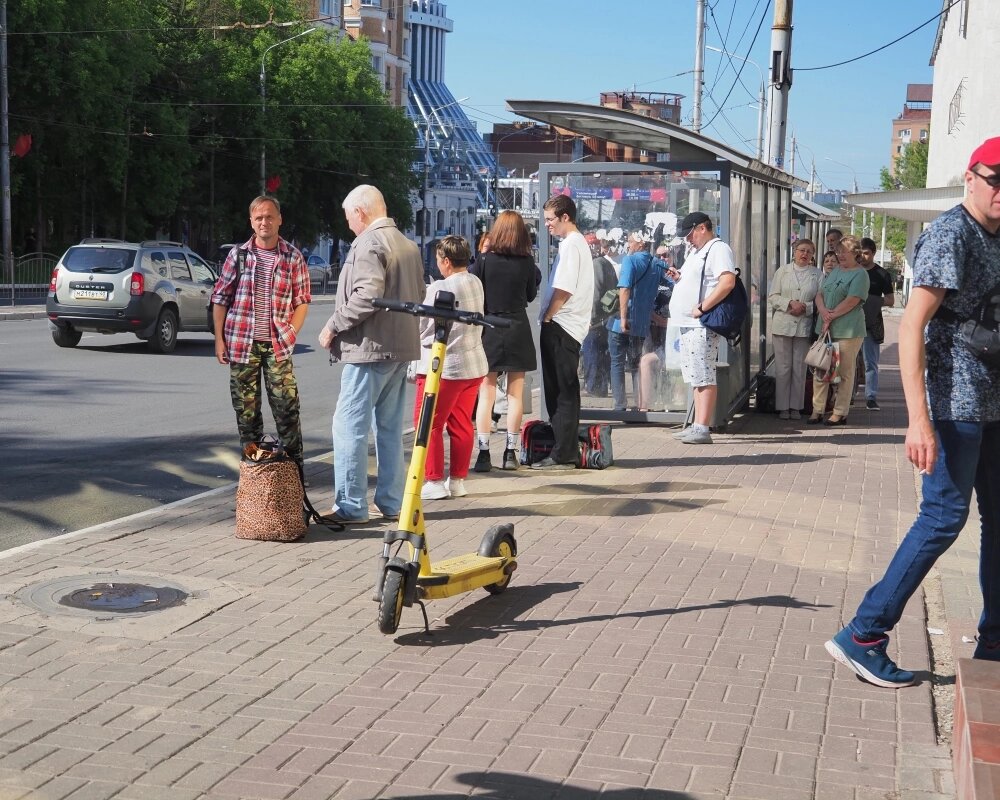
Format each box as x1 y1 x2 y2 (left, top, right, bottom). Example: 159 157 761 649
371 291 517 635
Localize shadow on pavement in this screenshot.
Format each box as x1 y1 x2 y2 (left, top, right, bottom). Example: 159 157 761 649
394 583 830 647
614 453 828 467
389 771 695 798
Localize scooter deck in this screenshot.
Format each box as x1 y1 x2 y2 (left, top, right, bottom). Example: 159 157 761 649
418 553 510 599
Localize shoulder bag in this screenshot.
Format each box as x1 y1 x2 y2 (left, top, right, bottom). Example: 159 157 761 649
698 242 748 346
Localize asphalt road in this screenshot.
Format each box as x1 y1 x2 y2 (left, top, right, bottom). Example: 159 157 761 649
0 308 410 552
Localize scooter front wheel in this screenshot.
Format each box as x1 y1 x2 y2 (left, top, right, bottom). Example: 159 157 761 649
483 531 517 595
377 569 405 634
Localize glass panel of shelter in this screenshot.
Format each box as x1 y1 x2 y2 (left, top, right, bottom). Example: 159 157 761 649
537 165 732 423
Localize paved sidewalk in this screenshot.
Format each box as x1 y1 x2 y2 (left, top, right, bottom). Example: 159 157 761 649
0 315 974 800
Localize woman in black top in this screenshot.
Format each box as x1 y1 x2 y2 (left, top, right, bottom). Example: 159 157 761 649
470 211 538 472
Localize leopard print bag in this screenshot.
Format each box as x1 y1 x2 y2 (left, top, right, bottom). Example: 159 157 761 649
235 441 307 542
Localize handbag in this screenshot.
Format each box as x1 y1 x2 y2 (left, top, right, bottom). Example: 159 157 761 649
235 439 343 541
236 440 307 542
804 332 834 372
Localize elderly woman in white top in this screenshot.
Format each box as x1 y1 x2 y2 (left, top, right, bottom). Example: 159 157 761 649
413 235 488 501
768 239 822 419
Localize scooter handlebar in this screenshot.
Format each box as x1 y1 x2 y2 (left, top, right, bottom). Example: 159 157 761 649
372 298 512 329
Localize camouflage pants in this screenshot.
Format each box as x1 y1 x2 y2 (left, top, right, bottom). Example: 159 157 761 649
229 341 303 462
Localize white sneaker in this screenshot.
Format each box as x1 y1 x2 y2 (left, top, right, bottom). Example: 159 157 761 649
446 477 468 497
420 480 450 500
671 428 690 440
681 428 713 444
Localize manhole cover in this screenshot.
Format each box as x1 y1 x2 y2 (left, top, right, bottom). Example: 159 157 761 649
58 582 187 614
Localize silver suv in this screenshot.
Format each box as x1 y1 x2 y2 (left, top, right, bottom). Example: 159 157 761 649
46 239 217 353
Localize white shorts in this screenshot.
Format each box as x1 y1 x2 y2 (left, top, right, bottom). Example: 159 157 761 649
679 326 720 387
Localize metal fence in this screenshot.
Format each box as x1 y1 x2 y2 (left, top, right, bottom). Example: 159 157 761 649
1 252 59 303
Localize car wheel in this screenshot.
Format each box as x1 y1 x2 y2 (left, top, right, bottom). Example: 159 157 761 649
52 326 82 348
148 307 178 354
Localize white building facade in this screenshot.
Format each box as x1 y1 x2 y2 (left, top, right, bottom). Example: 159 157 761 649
927 0 1000 186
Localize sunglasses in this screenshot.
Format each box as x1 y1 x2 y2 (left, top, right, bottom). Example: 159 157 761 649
972 169 1000 189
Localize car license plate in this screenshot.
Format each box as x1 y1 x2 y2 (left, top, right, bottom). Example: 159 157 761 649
73 289 108 300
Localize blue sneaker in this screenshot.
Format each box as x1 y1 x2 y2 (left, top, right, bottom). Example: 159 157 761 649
973 638 1000 661
825 627 915 688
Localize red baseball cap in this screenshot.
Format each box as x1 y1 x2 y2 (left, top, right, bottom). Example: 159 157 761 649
968 137 1000 170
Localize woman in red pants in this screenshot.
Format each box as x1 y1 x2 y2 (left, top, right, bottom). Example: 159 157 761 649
412 236 488 500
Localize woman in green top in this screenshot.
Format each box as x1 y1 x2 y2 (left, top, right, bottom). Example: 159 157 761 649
808 234 870 426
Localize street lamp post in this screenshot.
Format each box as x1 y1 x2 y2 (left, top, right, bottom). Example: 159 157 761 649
259 28 315 195
824 157 859 194
824 157 860 233
706 45 766 161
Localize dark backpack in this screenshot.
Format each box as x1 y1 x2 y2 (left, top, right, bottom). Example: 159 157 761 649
697 243 748 347
519 420 556 465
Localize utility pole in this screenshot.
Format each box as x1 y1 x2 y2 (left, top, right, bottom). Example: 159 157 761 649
809 160 816 201
789 133 796 174
766 0 793 169
692 0 706 133
1 0 12 307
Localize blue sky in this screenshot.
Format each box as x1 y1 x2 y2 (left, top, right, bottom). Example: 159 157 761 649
444 0 942 193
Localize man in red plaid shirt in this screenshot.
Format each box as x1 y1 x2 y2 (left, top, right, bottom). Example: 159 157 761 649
211 196 311 465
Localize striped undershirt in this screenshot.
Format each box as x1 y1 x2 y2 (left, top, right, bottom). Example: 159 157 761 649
252 245 277 342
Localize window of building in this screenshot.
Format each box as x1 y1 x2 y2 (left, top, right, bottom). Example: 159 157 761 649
900 129 910 138
948 79 966 134
919 129 928 141
320 0 332 13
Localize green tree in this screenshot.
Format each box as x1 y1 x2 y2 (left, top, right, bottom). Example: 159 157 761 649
870 138 930 268
9 0 418 256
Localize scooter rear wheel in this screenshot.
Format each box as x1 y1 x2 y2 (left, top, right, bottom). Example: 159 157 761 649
377 569 405 634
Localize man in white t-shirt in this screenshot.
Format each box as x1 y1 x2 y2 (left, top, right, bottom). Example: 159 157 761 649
667 212 737 444
535 195 595 470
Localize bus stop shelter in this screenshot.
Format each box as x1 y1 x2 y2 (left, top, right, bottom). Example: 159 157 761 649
506 99 804 427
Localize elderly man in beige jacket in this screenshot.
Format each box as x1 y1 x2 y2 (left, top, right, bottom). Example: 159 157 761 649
318 184 424 524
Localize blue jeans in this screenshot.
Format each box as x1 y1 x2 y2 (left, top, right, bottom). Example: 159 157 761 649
582 326 610 396
849 419 1000 646
332 362 408 519
862 334 881 400
608 330 644 410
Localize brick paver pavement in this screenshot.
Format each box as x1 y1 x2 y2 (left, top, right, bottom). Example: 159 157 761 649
0 313 968 799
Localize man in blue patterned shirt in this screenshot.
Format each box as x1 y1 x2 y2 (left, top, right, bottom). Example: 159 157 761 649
826 137 1000 687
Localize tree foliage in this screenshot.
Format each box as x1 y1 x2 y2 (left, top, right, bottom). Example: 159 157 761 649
869 138 930 268
8 0 418 256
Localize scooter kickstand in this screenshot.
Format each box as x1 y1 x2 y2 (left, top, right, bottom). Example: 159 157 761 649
415 600 432 635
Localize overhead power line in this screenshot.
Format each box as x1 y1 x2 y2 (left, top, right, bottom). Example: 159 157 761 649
796 0 961 72
702 1 770 132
